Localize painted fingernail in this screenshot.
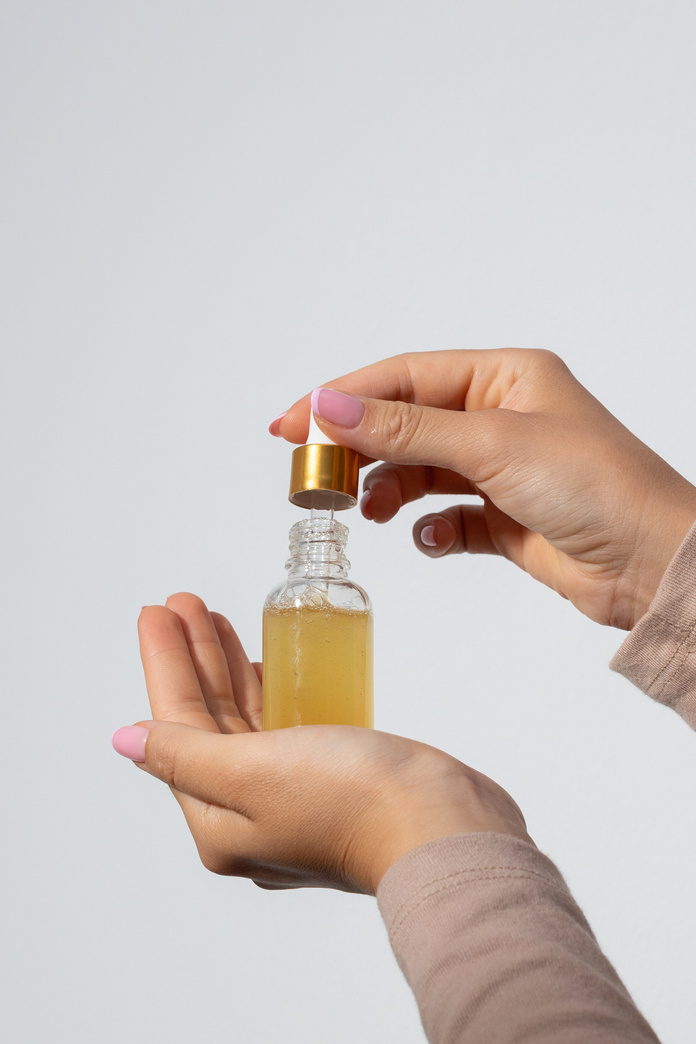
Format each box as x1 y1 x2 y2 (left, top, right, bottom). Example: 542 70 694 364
420 525 437 547
311 388 365 429
268 412 287 437
360 490 373 519
111 726 149 762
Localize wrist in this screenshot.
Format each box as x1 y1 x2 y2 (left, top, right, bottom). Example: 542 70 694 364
618 495 696 630
361 758 533 894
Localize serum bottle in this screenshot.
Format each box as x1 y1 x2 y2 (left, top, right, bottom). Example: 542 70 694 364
262 415 373 729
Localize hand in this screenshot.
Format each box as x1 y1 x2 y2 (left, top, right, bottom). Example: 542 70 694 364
113 593 531 894
271 349 696 630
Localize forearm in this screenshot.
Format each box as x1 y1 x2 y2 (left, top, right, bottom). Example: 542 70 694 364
377 834 659 1044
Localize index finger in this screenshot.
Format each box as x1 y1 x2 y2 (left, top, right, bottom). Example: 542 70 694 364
273 348 528 446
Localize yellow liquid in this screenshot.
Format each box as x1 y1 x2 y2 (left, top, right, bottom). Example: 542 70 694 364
262 603 373 729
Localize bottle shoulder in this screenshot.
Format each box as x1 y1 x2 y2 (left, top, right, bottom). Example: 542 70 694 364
265 577 371 612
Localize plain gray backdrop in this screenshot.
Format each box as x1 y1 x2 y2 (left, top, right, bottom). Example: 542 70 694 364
2 2 696 1041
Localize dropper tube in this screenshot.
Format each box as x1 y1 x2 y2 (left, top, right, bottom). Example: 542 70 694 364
310 507 335 521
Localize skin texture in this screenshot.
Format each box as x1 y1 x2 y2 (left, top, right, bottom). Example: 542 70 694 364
130 593 530 895
272 349 696 630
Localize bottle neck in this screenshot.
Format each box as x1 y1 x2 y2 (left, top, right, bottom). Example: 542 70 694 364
285 517 351 580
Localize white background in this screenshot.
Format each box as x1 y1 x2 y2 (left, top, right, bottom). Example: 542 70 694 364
2 2 695 1041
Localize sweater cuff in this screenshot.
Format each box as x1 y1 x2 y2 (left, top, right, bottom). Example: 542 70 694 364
377 833 569 937
610 520 696 729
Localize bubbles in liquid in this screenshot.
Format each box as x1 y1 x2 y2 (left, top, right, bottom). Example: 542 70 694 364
262 602 373 729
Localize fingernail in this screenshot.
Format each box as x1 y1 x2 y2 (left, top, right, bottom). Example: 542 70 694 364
112 726 149 762
311 388 365 429
268 412 287 437
360 490 373 519
420 525 437 547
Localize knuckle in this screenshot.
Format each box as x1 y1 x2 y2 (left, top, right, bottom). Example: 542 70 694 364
381 352 419 400
458 413 514 484
379 400 423 453
528 347 568 375
150 732 181 789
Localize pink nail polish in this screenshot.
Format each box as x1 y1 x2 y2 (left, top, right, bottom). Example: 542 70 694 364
360 490 373 519
268 412 287 437
420 525 437 547
112 725 149 762
311 388 365 429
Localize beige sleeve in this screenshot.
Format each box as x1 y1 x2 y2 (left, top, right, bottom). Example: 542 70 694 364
610 519 696 728
377 834 660 1043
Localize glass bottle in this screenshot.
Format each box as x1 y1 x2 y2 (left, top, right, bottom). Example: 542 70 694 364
262 513 373 729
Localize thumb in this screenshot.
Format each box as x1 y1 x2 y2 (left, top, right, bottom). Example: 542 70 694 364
308 386 521 480
111 721 269 809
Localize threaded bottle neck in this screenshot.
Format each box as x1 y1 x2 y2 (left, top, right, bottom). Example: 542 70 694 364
286 517 350 579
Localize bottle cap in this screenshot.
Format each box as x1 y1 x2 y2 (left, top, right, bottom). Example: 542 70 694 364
288 413 359 510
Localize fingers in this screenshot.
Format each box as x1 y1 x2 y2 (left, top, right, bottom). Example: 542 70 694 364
210 612 263 732
273 373 546 492
411 501 539 564
412 505 502 557
138 603 220 732
119 720 266 812
112 721 260 874
411 501 567 599
361 463 478 523
270 348 570 446
139 595 251 735
166 594 248 733
269 350 586 536
112 721 355 886
310 391 507 479
270 349 527 444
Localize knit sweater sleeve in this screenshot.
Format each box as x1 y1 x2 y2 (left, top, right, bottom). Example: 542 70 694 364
610 519 696 728
376 834 660 1043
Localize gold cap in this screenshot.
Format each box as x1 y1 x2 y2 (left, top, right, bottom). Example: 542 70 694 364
289 443 359 510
